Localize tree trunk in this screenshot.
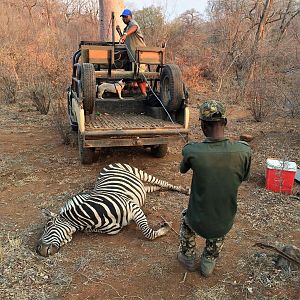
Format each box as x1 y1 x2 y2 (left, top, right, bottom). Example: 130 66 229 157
241 0 273 99
99 0 124 41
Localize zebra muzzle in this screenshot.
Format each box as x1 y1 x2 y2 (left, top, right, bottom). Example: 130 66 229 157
36 242 59 257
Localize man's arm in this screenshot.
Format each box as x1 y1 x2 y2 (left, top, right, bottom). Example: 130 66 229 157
180 145 192 173
119 24 138 43
180 159 190 173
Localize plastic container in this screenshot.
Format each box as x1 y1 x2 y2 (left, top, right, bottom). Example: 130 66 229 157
266 159 297 194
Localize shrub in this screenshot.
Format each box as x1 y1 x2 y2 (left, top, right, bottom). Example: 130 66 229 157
0 68 18 103
51 98 77 146
23 79 54 115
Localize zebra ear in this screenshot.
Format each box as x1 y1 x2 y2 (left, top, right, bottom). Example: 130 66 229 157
41 208 57 219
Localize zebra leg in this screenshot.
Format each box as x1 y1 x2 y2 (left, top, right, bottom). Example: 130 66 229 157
102 163 189 195
144 185 162 193
145 181 190 195
129 202 170 240
120 164 190 195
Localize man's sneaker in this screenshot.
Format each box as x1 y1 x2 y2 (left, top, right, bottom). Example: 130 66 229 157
177 252 198 272
200 255 216 277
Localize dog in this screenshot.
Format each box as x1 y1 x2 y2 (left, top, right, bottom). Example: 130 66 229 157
96 79 125 100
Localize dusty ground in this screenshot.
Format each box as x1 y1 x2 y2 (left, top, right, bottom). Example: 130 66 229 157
0 99 299 300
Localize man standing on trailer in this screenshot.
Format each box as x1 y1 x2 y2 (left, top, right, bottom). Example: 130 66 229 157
118 8 147 96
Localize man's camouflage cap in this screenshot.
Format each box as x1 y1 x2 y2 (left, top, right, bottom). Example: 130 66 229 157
199 100 226 121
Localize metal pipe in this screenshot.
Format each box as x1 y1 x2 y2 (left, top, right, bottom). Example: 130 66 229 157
84 136 181 148
72 50 81 77
112 12 115 45
85 128 189 137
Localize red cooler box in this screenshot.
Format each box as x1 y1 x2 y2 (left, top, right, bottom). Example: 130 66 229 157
266 159 297 194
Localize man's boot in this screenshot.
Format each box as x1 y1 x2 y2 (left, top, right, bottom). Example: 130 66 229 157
138 81 147 96
200 236 224 277
200 255 217 277
178 209 198 272
177 252 198 272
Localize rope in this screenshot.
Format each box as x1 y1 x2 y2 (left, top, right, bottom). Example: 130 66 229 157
123 43 189 143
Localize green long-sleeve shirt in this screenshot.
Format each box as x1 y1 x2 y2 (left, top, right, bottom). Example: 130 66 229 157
180 138 251 239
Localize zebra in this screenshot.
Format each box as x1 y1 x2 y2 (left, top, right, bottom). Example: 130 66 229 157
36 163 189 257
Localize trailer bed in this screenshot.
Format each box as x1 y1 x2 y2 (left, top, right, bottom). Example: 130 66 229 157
85 113 182 131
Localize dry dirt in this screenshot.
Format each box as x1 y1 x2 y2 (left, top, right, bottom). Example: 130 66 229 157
0 99 299 300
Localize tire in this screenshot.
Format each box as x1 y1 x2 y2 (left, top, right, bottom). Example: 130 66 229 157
78 131 95 164
67 87 78 131
150 144 168 158
71 124 78 132
160 64 184 112
81 63 95 115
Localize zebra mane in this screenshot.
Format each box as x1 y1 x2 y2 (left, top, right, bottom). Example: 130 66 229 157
60 192 90 214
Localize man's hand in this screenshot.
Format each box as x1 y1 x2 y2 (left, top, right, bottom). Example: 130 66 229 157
119 33 127 44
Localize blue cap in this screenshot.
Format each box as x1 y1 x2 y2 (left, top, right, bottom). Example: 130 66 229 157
120 9 132 17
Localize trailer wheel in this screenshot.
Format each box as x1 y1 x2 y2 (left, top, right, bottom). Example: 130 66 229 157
160 64 183 112
67 87 78 131
78 131 95 164
81 63 95 115
150 144 168 158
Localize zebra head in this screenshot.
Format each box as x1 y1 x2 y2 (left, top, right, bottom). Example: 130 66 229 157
36 208 76 257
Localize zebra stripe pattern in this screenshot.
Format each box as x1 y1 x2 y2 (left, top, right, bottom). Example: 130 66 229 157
36 163 189 257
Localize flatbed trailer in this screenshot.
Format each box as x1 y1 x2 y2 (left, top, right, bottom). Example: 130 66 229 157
67 13 189 164
70 94 189 163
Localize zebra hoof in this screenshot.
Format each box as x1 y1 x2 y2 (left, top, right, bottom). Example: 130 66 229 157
159 220 172 229
160 221 171 234
157 224 170 237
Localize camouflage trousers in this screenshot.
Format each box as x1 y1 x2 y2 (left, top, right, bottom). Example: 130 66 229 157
179 209 225 259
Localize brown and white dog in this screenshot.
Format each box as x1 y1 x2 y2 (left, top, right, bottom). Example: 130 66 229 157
96 79 125 100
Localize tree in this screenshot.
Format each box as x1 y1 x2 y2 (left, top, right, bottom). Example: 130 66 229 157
99 0 124 41
207 0 300 95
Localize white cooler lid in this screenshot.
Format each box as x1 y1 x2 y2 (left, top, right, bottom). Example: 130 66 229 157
266 159 297 172
295 169 300 183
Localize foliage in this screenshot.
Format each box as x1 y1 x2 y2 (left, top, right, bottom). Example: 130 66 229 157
0 0 299 124
24 78 52 115
0 67 18 104
51 98 76 145
205 0 300 106
134 5 167 47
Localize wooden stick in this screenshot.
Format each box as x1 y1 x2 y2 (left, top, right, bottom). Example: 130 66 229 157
160 216 179 236
289 195 300 201
180 272 187 283
253 242 300 267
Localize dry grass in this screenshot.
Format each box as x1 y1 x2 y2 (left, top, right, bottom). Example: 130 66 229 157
0 101 299 299
190 285 231 300
0 244 4 262
0 230 71 300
